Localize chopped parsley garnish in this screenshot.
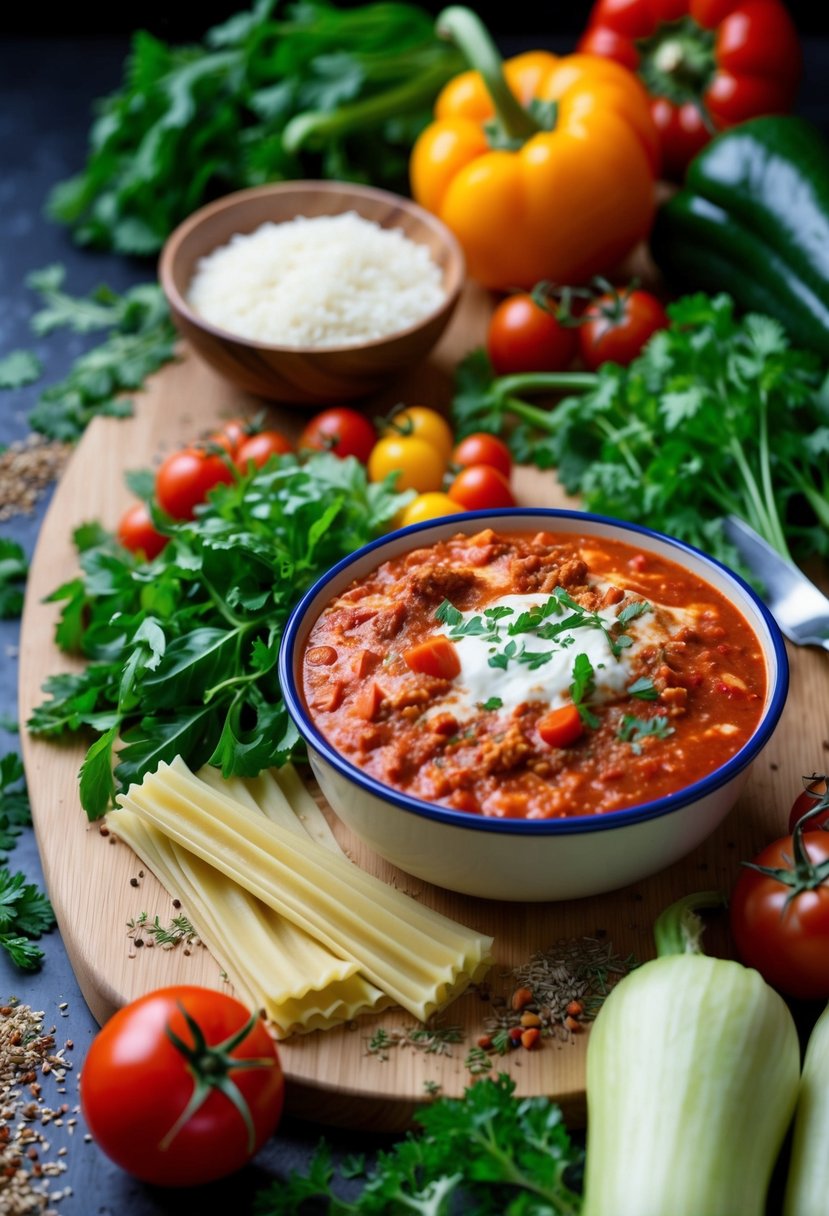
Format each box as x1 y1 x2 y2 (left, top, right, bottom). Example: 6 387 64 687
478 697 503 711
627 676 659 700
435 589 651 671
618 714 675 753
570 653 600 729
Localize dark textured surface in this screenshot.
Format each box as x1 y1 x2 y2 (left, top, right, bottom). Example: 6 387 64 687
1 21 827 1215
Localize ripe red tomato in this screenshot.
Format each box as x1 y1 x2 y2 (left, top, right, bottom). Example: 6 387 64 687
729 831 829 1001
788 774 829 834
578 287 669 370
448 464 517 511
207 417 250 457
298 407 377 463
451 432 512 479
236 429 293 470
486 292 578 376
80 986 285 1187
155 446 236 521
116 501 168 560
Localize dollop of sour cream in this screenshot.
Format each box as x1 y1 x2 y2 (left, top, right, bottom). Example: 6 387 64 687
429 590 682 722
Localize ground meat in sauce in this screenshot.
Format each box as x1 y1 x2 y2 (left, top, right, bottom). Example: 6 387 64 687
301 529 767 820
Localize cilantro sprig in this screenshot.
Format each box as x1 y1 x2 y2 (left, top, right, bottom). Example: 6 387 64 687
252 1072 583 1215
450 292 829 577
0 539 28 619
28 452 410 820
618 714 675 754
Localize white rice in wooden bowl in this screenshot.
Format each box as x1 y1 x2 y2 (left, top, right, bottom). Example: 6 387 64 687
186 211 447 347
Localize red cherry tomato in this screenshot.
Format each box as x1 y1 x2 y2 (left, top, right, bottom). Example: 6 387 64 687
236 429 293 470
486 292 578 376
729 830 829 1001
116 501 168 560
298 407 377 463
788 774 829 834
447 464 517 511
155 446 236 521
80 986 285 1187
207 417 250 457
451 432 512 479
578 287 669 370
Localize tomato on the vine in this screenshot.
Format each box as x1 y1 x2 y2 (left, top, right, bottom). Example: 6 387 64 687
235 429 293 470
116 501 168 561
447 464 517 511
80 986 285 1187
452 432 512 480
155 446 236 521
729 828 829 1001
381 405 455 463
788 774 829 834
487 292 578 376
298 407 377 463
578 285 669 370
367 434 447 493
207 417 251 457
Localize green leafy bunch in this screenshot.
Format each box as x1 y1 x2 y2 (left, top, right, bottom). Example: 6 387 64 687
253 1072 584 1215
28 451 408 820
0 754 54 970
46 0 465 256
451 292 829 574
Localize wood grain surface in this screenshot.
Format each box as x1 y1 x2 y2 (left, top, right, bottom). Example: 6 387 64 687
18 279 829 1132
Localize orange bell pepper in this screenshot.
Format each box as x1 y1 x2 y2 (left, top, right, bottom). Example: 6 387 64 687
410 7 661 291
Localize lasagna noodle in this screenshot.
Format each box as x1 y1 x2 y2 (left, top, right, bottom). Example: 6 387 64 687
112 803 390 1038
195 762 341 853
114 757 494 1021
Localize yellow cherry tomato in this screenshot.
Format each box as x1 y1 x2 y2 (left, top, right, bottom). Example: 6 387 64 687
367 435 447 493
382 406 455 464
396 491 464 528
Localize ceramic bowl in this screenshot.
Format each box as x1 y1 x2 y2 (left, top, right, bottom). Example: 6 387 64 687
278 509 789 902
158 180 465 406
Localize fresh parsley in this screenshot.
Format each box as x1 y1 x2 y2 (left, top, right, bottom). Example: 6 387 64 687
21 266 179 442
570 653 599 729
28 452 410 820
627 676 659 700
251 1072 583 1216
618 714 675 754
46 0 465 256
0 869 55 971
0 753 31 862
0 539 28 619
450 292 829 577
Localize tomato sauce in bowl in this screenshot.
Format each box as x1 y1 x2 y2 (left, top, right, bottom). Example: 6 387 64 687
299 527 767 820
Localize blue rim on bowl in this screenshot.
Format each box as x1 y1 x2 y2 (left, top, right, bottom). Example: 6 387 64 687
278 507 789 839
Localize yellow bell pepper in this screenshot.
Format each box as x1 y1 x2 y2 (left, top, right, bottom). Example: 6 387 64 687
410 7 661 291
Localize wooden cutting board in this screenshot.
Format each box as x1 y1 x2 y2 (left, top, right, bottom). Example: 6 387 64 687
17 279 829 1132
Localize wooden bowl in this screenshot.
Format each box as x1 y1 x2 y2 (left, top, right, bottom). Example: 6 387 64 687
158 180 466 407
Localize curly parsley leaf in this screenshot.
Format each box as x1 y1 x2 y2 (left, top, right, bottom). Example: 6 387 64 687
618 714 675 754
0 350 42 389
29 451 410 819
252 1072 583 1215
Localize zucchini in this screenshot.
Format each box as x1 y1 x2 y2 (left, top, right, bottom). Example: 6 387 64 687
650 115 829 357
581 892 801 1216
783 1000 829 1216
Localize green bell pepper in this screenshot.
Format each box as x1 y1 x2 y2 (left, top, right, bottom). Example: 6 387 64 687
650 115 829 358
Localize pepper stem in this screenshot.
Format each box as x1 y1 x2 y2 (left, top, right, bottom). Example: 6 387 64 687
653 890 727 957
435 6 541 143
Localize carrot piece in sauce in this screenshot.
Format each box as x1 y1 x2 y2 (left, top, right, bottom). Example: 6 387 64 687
402 636 461 680
537 704 584 748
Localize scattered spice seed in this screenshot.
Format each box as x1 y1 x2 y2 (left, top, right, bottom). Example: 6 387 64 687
0 435 71 522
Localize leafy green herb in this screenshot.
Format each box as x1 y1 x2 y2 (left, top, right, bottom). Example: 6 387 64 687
0 350 42 389
570 653 600 729
22 266 178 442
0 753 31 862
28 452 409 819
0 869 55 971
478 696 503 711
0 539 28 619
47 0 464 255
618 714 675 754
450 292 829 576
627 676 659 701
251 1073 583 1215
